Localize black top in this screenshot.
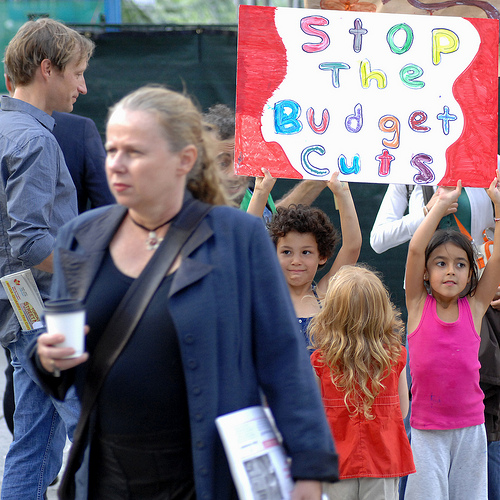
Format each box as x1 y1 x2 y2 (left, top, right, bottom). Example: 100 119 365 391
84 250 191 442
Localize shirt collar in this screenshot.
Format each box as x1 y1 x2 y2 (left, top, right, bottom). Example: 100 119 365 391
0 95 55 132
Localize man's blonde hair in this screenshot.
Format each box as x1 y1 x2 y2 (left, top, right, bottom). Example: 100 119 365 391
4 18 95 87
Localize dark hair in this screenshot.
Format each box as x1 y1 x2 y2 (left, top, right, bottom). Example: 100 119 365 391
425 229 478 296
202 104 235 140
267 204 339 263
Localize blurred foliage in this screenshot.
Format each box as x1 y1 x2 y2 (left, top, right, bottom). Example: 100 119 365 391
121 0 299 24
122 0 238 24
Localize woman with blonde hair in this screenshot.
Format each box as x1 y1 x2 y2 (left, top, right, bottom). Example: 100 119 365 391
309 265 414 500
33 85 338 499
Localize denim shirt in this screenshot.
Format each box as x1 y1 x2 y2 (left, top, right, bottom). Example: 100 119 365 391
0 96 77 346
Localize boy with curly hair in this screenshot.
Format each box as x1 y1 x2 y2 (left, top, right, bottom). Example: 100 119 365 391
267 172 361 346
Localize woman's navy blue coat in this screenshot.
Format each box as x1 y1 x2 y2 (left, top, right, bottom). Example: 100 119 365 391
42 198 339 499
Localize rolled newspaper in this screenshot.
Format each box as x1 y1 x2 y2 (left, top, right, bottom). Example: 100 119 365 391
1 269 44 330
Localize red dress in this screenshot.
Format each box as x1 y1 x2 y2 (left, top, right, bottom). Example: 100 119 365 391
311 347 415 479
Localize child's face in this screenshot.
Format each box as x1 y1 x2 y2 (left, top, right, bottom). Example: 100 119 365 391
425 242 472 298
276 231 327 288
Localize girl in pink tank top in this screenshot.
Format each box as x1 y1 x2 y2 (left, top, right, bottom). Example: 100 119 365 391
404 174 500 500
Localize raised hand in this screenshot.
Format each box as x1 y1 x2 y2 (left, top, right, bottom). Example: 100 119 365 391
435 180 461 210
425 189 458 217
327 171 350 197
254 167 277 196
486 169 500 206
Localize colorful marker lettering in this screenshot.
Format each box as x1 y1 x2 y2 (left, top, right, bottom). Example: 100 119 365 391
411 153 435 184
301 16 330 53
437 105 457 135
301 145 330 176
432 29 459 65
360 60 387 89
319 62 350 88
307 107 330 134
379 115 400 148
409 110 430 132
387 23 414 55
345 103 363 133
375 149 395 176
274 100 302 135
400 64 425 89
338 154 361 175
349 18 368 53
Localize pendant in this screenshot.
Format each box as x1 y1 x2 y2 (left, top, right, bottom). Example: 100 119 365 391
146 231 163 251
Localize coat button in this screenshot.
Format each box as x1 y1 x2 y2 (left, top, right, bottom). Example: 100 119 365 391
187 359 198 369
195 412 204 422
200 467 208 476
196 440 205 449
184 334 194 344
192 386 201 395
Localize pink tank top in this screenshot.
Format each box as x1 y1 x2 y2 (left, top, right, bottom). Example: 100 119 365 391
408 295 484 430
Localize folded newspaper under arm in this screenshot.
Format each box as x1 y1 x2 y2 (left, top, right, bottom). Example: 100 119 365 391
216 406 294 500
0 269 44 331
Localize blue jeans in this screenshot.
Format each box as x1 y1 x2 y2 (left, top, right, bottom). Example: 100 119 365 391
488 440 500 500
1 328 80 500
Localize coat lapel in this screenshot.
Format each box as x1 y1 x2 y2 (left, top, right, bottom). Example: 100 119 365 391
58 202 216 300
58 205 127 300
170 218 214 296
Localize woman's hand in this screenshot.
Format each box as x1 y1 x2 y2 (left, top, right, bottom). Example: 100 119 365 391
326 171 349 197
291 480 322 500
37 326 89 375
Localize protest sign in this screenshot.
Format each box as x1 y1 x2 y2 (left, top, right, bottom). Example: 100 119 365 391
305 0 500 21
235 6 498 186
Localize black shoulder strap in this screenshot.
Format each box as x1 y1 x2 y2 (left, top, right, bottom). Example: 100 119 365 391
60 198 212 498
422 185 434 206
406 185 414 202
407 184 434 206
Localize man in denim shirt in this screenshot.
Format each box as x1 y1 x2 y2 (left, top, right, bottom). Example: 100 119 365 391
0 19 94 499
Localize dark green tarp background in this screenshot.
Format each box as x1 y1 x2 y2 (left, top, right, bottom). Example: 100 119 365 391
72 27 408 318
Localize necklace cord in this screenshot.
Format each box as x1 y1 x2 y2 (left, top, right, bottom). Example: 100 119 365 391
128 211 179 250
128 212 177 232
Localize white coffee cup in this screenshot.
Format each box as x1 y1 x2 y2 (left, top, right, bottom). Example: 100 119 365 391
44 299 85 359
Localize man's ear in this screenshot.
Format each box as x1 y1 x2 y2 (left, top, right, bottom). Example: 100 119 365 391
39 59 53 81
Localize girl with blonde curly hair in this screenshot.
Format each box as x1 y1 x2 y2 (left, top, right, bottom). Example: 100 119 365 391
309 264 415 500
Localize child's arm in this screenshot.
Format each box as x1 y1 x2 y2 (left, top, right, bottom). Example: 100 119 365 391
246 168 277 218
405 183 461 329
398 367 409 418
470 171 500 324
317 172 361 295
